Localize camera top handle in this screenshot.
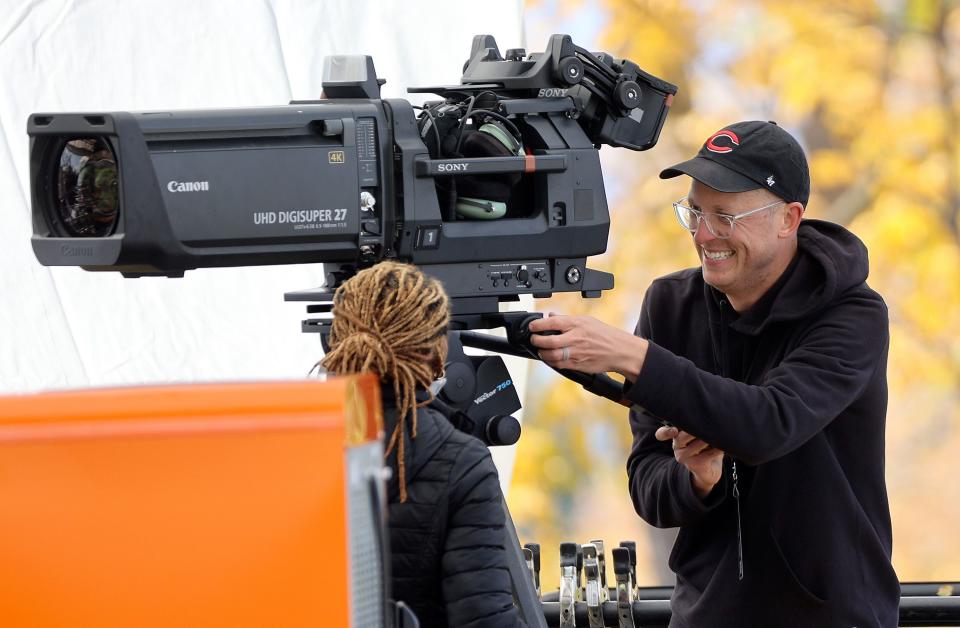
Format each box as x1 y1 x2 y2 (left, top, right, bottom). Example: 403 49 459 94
409 34 677 152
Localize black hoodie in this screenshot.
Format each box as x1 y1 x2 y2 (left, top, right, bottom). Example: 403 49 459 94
625 220 899 627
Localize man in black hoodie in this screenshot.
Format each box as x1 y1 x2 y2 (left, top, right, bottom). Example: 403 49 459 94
529 121 899 627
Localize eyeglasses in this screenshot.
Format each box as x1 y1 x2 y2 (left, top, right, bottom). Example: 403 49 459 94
673 197 785 239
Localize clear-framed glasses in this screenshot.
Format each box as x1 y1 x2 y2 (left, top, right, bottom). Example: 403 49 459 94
673 196 784 239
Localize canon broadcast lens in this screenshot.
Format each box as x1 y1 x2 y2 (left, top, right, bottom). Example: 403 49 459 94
53 137 119 237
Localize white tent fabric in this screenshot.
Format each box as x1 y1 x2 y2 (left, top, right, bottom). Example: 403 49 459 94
0 0 526 487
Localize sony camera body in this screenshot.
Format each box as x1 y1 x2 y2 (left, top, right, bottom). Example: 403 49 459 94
27 35 676 320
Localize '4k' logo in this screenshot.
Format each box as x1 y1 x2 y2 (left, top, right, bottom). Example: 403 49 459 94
328 151 345 164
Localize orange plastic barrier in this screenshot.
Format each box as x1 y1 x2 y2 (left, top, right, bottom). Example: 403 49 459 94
0 376 381 628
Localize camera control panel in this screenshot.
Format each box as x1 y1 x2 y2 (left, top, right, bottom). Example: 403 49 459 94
481 262 550 292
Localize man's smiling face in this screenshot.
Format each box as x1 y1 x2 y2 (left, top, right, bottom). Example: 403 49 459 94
687 180 792 311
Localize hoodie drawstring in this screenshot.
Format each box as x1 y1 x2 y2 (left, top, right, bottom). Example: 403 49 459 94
719 298 745 582
732 459 743 581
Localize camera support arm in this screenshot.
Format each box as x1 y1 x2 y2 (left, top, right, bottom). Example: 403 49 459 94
457 315 630 408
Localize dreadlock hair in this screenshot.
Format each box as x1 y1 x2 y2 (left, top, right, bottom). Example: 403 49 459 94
319 261 450 502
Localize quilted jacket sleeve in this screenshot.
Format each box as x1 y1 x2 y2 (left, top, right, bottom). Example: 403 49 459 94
440 438 526 628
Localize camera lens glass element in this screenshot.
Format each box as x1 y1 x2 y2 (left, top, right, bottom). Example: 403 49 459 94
55 137 119 237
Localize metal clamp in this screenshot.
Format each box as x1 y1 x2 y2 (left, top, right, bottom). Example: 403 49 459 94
559 542 579 627
524 542 541 597
582 544 605 628
619 541 638 599
613 547 636 628
589 539 608 601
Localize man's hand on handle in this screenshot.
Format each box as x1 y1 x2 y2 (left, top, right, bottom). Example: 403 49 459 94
528 313 648 380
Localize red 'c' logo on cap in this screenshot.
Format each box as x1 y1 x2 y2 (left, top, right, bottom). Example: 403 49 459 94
705 130 740 154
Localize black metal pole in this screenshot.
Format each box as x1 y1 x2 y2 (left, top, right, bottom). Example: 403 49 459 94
899 595 960 626
538 593 960 627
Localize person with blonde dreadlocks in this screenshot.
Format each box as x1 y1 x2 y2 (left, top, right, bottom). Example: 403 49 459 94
321 261 526 628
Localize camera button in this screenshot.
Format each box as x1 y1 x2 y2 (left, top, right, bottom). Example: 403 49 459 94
415 226 441 249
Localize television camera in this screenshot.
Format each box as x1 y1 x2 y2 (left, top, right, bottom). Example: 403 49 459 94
27 33 677 445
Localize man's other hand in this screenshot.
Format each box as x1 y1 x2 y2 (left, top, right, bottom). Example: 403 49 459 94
655 426 724 499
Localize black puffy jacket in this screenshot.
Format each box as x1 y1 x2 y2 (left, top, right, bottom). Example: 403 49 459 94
625 220 899 627
382 388 526 628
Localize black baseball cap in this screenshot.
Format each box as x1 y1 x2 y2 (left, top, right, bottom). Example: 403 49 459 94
660 120 810 206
